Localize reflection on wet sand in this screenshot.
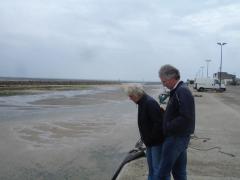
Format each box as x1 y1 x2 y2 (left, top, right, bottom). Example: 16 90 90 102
29 88 127 106
17 121 116 144
0 84 160 180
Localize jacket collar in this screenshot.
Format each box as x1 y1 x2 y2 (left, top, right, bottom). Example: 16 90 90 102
172 80 181 90
137 93 147 105
170 81 183 97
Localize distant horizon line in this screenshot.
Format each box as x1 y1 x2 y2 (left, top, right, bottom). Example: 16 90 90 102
0 76 160 83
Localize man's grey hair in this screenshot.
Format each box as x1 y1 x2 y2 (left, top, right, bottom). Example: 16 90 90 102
159 64 180 80
124 84 145 97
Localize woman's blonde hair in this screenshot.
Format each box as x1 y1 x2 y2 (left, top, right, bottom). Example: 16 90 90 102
124 84 145 97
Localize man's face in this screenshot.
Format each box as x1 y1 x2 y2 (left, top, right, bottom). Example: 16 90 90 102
160 77 174 90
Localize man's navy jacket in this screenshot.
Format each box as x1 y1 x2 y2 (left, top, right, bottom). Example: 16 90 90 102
163 81 195 137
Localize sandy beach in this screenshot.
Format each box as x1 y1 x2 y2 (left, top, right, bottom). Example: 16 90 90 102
1 84 240 180
0 84 162 180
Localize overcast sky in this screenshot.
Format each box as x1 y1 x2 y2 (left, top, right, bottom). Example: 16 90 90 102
1 0 240 81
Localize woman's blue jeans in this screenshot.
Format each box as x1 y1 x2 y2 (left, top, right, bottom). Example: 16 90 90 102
158 136 190 180
146 144 162 180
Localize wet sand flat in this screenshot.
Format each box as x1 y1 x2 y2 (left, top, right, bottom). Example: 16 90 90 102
2 84 239 180
0 84 161 180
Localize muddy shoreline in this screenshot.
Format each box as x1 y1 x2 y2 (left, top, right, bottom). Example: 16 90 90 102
0 84 161 180
0 79 122 96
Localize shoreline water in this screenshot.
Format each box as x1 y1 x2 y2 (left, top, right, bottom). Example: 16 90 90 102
0 79 121 96
0 83 161 180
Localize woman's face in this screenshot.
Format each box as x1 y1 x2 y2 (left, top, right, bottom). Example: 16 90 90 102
128 94 140 104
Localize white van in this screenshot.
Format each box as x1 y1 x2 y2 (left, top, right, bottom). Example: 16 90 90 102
194 78 226 92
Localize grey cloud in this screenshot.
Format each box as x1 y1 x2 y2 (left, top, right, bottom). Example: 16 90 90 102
1 0 240 80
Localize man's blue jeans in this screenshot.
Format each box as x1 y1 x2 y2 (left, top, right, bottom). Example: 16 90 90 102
158 136 190 180
146 144 162 180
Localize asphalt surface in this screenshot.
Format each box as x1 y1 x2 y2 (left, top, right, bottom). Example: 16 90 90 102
117 85 240 180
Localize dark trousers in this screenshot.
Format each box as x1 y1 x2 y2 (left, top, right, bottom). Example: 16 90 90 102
146 144 162 180
158 136 190 180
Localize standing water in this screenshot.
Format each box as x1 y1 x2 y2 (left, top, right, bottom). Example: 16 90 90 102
0 84 162 180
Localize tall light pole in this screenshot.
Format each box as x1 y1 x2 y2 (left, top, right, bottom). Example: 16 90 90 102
205 59 211 77
217 42 227 88
200 66 204 78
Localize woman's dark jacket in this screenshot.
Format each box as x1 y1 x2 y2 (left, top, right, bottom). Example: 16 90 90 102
137 94 164 147
163 81 195 137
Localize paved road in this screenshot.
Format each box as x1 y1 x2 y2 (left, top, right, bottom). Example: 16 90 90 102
214 85 240 111
117 86 240 180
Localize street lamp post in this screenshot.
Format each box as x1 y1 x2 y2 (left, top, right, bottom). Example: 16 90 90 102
205 59 211 77
200 66 204 78
217 42 227 88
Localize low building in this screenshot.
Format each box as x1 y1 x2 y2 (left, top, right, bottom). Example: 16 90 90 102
213 72 236 85
235 78 240 85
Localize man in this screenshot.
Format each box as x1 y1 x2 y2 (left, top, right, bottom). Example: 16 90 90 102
125 84 164 180
158 64 195 180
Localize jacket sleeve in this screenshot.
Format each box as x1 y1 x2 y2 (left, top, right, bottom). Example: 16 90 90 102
166 88 195 134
